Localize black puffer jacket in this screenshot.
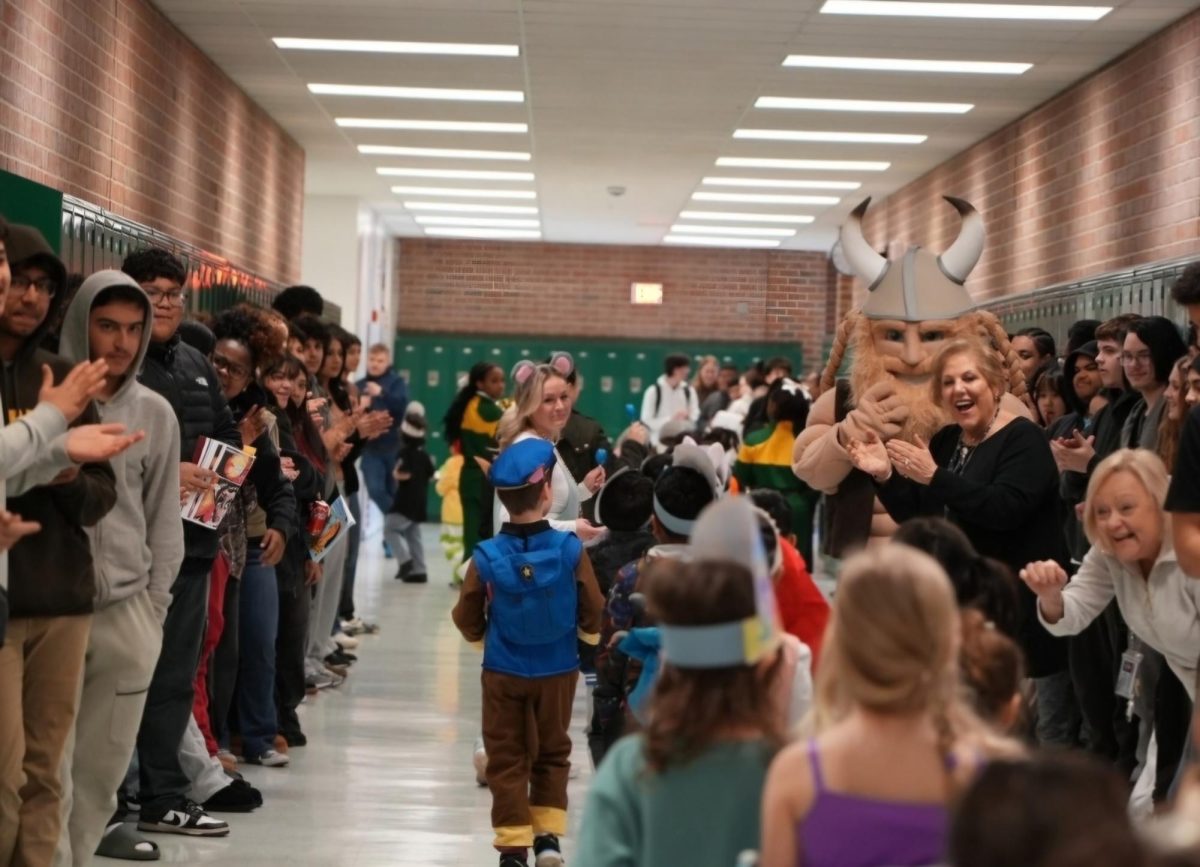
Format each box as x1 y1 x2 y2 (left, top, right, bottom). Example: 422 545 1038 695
139 333 240 560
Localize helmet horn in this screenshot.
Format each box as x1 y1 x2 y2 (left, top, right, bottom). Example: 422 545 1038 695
838 198 888 287
937 196 985 284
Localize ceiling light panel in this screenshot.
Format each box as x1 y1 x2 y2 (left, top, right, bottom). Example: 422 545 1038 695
819 1 1111 20
403 202 539 214
390 186 536 199
756 96 972 113
783 55 1031 75
415 217 541 228
309 83 524 103
337 118 528 133
275 38 520 56
734 129 926 144
679 211 815 224
424 228 542 240
693 192 840 205
671 225 796 237
359 145 531 161
702 177 861 190
717 157 890 171
664 236 780 248
377 168 535 181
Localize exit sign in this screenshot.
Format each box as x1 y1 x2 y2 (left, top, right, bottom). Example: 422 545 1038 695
631 282 663 305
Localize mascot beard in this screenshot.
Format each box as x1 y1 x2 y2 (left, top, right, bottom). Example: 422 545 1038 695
844 311 1022 444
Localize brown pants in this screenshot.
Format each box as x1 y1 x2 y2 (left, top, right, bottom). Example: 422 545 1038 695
481 669 577 851
0 615 92 867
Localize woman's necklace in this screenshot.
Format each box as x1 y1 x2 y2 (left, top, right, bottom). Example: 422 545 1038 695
948 404 1002 476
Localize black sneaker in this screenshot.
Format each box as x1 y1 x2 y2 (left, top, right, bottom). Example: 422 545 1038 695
325 650 356 666
499 854 528 867
533 834 563 867
282 729 307 747
402 572 428 584
138 800 230 836
394 560 413 580
202 779 262 813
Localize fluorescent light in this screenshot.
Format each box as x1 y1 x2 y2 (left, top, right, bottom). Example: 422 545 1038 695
756 96 972 114
680 211 815 224
403 202 539 214
359 145 530 161
783 54 1031 75
671 225 796 237
377 168 535 181
337 118 528 133
703 176 861 190
415 216 541 228
665 235 780 249
717 157 890 171
275 37 519 56
390 186 536 199
424 228 542 240
820 1 1110 20
735 129 926 144
309 83 524 103
693 192 840 205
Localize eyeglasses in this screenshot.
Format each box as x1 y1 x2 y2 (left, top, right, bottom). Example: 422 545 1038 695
1121 351 1152 366
212 354 251 380
9 274 56 297
145 288 189 307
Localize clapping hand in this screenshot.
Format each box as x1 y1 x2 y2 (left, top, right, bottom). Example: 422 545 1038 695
583 465 606 494
846 431 892 482
886 435 938 485
0 509 40 552
1050 430 1095 474
65 423 146 464
39 361 108 423
238 405 267 447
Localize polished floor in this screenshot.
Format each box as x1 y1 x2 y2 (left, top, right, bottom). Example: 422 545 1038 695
130 522 596 866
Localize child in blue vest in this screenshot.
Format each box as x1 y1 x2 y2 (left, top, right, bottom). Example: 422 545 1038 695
452 437 605 867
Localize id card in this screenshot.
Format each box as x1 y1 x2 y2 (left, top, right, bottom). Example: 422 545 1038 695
1115 649 1144 700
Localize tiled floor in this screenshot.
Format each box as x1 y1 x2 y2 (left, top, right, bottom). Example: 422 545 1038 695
130 523 595 866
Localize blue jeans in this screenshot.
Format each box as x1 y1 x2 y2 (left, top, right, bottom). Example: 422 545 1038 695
236 544 279 759
1035 669 1081 747
361 449 397 519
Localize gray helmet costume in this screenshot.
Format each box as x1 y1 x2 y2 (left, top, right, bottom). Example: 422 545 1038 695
839 196 986 322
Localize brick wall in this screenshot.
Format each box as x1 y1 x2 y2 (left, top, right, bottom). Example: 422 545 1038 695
0 0 305 282
859 8 1200 305
396 239 834 373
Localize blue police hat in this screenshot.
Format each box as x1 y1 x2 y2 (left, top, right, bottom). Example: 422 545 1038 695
489 438 557 489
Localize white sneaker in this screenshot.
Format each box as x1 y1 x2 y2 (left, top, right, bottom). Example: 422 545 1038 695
246 749 290 768
333 633 360 650
473 739 488 787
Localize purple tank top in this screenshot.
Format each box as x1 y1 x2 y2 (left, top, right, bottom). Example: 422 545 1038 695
797 739 947 867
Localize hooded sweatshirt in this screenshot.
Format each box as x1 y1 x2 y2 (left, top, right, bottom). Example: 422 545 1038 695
58 271 185 619
3 233 117 618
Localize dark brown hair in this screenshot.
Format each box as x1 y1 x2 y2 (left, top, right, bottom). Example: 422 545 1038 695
959 609 1023 727
496 478 549 515
640 559 784 773
1094 313 1141 345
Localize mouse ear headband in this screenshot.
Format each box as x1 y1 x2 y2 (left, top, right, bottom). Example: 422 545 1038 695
511 360 538 387
548 351 575 378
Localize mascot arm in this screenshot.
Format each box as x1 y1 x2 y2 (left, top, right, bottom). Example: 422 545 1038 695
792 389 854 494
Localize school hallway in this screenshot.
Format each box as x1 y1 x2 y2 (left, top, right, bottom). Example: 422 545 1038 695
125 523 595 866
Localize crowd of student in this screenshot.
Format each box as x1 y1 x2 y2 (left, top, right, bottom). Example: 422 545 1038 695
0 217 426 866
8 197 1200 867
440 263 1200 867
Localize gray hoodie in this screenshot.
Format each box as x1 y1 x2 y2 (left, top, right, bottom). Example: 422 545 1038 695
58 271 184 618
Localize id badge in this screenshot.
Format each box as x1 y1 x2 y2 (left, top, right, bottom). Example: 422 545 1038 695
1115 650 1144 700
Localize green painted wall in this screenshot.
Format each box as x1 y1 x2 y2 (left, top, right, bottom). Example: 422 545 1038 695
0 170 65 253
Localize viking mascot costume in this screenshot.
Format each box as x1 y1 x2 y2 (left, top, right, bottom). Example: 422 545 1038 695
793 196 1029 556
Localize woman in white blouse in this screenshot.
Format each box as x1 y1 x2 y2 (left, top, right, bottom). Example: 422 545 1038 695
1021 448 1200 699
494 357 605 542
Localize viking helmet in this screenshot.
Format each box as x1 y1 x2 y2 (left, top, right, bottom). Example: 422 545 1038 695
839 196 985 322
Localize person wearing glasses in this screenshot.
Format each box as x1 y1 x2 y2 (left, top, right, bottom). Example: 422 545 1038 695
118 248 241 839
1119 316 1188 451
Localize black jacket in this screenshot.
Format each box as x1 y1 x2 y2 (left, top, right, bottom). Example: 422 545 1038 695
557 410 612 483
139 333 240 561
229 386 298 543
390 436 434 522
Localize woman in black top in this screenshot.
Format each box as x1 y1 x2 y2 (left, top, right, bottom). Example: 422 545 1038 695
848 337 1073 746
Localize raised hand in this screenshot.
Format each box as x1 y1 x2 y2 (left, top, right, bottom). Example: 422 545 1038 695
64 423 145 464
238 405 267 447
574 518 606 543
846 431 892 482
1018 560 1068 623
1050 430 1095 474
583 465 606 494
39 360 109 423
